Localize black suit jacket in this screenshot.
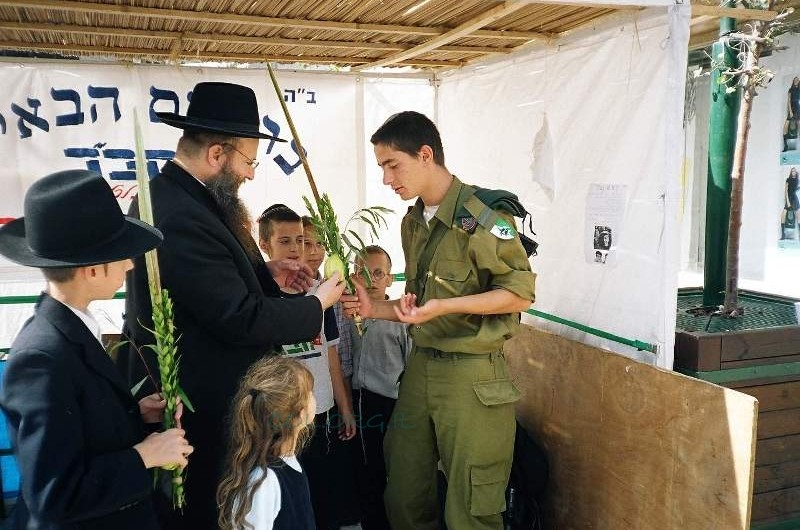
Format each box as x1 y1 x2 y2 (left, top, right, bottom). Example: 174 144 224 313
0 293 158 530
120 161 322 529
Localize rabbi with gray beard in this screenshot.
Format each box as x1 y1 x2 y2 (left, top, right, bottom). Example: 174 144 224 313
119 82 344 530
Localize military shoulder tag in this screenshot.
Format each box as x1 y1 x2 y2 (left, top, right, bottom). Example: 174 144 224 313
490 218 516 240
460 216 478 233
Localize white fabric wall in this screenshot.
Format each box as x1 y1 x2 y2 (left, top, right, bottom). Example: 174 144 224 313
681 33 800 297
437 6 689 367
362 77 435 299
681 73 710 275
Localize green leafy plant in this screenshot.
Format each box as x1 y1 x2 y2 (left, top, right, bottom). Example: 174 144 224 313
133 112 193 509
303 194 392 332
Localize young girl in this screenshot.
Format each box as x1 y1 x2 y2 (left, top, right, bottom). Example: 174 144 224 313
217 357 316 530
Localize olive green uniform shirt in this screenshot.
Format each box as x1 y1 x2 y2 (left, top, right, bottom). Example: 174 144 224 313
401 176 536 354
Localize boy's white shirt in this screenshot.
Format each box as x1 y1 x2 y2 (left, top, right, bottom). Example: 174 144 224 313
63 302 103 346
279 280 338 414
244 456 302 530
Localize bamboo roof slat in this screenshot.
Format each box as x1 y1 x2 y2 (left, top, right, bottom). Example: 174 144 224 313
0 0 786 69
355 1 528 70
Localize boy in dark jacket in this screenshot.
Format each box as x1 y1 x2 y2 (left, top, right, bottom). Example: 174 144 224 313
0 170 192 530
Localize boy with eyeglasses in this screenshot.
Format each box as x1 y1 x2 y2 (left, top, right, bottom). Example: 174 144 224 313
348 245 412 530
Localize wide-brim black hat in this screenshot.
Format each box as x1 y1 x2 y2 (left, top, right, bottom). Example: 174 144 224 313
0 170 163 268
157 81 286 142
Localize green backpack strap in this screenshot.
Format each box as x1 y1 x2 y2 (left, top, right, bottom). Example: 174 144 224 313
456 187 539 256
457 187 526 232
462 194 499 231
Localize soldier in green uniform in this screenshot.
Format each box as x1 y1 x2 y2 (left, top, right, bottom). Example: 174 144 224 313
343 111 536 530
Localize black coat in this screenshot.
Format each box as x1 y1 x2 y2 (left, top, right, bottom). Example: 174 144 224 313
119 161 322 529
0 293 159 530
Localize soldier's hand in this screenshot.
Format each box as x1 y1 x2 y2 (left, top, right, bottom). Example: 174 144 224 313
393 293 441 324
341 280 373 318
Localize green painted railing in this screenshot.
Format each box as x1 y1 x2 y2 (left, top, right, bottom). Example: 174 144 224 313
525 309 658 353
0 292 126 305
0 284 660 355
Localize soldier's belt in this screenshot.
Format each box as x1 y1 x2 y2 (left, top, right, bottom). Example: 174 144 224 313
414 346 497 360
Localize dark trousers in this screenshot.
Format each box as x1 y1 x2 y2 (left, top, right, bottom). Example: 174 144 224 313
299 410 360 530
352 388 397 530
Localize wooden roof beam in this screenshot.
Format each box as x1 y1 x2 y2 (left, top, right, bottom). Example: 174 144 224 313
0 21 515 54
355 1 530 71
690 2 779 21
0 0 550 40
0 40 464 67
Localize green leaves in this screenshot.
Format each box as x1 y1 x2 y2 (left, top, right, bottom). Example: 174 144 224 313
134 113 188 511
303 194 392 293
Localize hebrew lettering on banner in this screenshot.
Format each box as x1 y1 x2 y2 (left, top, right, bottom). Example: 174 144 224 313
149 86 179 123
50 88 84 126
260 114 309 176
11 98 49 139
1 70 341 230
283 88 317 104
63 146 175 200
88 85 121 123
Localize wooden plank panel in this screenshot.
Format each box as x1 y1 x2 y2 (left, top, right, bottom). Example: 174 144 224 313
757 409 800 440
722 354 800 370
738 381 800 413
506 325 757 530
674 331 721 371
756 435 800 466
754 460 800 494
727 374 800 390
721 328 800 363
752 485 800 522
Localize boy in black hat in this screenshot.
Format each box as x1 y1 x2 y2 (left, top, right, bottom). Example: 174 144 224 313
120 81 344 529
0 170 193 529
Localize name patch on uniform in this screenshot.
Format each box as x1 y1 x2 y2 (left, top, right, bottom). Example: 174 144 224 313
460 216 478 233
490 218 516 240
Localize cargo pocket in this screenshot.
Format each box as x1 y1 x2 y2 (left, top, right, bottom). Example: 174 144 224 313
473 378 521 406
470 461 508 516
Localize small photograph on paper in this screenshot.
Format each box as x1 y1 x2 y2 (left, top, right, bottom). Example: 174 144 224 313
585 184 626 266
780 74 800 166
593 225 612 264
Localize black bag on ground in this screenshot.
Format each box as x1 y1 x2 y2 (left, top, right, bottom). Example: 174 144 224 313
503 421 549 530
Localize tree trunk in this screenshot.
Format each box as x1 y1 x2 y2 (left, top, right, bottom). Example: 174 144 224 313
722 22 768 315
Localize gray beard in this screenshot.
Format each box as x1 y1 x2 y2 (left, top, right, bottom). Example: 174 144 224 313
206 168 262 262
206 167 252 234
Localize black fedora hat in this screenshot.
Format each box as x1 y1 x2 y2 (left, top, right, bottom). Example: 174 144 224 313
0 170 163 268
157 82 286 142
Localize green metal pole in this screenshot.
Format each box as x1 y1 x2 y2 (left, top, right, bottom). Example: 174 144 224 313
703 11 740 307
